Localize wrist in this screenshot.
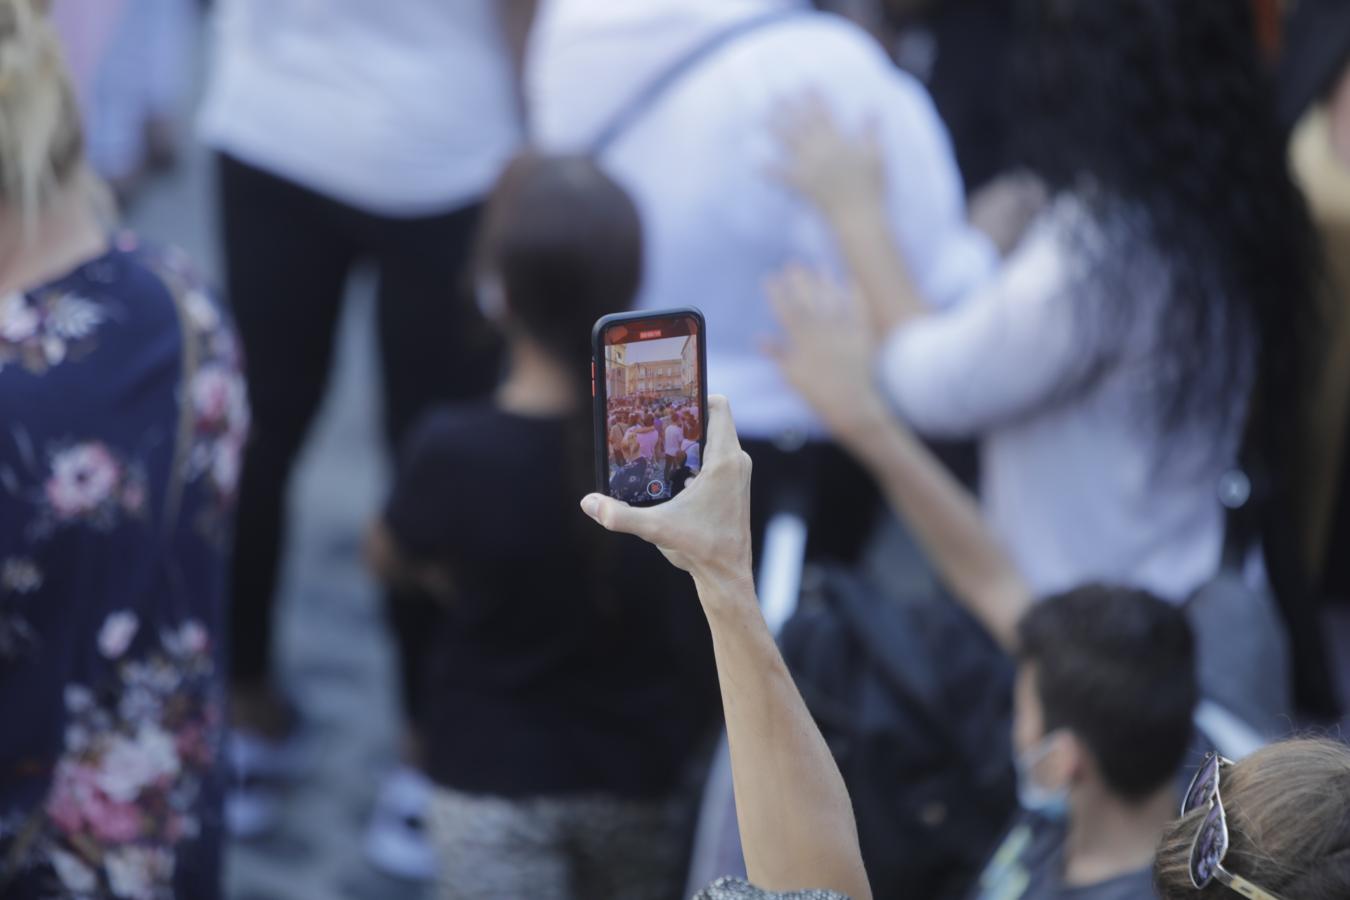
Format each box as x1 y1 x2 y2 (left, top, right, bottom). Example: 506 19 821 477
830 387 893 447
827 198 889 239
691 565 759 618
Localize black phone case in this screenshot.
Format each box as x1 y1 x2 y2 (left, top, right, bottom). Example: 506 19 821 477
591 307 709 505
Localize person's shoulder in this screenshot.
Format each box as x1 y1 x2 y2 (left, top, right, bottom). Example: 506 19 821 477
113 234 237 333
757 12 915 88
117 234 209 291
774 11 886 56
1029 191 1158 283
54 236 237 366
1066 865 1156 900
399 403 518 467
741 12 938 127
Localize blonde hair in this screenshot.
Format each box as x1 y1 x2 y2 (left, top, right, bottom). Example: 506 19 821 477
0 0 85 222
1153 738 1350 899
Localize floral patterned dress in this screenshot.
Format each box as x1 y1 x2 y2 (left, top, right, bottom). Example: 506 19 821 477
0 234 247 899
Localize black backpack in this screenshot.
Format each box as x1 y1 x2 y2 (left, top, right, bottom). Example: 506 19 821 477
779 566 1017 900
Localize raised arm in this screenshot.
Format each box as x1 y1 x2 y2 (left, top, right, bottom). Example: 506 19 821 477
773 94 926 338
581 397 872 900
766 271 1031 653
497 0 540 117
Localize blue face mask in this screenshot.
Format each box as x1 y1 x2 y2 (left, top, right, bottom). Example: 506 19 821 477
1015 733 1070 821
475 274 507 323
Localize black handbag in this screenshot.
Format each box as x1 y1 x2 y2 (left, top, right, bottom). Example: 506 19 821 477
779 566 1017 900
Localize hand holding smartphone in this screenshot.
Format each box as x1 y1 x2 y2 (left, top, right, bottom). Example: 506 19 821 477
592 308 708 506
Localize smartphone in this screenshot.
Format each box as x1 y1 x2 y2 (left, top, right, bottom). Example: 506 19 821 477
592 308 708 506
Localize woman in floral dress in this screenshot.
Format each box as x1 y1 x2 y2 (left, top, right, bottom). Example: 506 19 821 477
0 2 244 897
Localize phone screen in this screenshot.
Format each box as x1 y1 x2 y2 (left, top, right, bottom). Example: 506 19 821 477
598 312 705 505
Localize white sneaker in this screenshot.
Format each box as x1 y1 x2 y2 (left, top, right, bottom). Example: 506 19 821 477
224 729 307 839
364 766 439 881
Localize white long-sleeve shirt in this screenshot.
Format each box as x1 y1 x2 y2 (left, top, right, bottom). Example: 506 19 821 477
881 198 1245 601
199 0 521 216
527 0 997 439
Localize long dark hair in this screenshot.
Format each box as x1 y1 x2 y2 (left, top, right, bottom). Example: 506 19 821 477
476 154 641 380
474 153 643 598
1012 0 1320 478
1012 0 1338 716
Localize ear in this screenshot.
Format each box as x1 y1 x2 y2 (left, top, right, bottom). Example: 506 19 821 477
1054 730 1092 788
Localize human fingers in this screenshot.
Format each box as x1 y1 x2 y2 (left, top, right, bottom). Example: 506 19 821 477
580 493 661 543
765 269 813 338
701 395 743 463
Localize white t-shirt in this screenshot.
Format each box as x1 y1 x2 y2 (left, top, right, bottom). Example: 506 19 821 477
198 0 521 216
683 438 702 472
879 198 1245 602
527 0 997 439
665 424 685 456
635 427 660 460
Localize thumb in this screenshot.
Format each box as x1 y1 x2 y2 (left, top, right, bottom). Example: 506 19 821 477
580 493 655 542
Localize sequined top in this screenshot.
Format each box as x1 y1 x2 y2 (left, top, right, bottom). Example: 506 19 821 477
694 877 850 900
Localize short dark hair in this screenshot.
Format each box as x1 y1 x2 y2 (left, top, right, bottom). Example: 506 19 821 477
1016 585 1197 800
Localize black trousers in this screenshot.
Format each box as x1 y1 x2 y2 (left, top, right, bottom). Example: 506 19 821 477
740 435 977 584
219 154 501 721
741 437 883 572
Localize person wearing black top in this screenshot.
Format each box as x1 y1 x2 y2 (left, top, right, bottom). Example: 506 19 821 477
1281 0 1350 616
368 154 718 900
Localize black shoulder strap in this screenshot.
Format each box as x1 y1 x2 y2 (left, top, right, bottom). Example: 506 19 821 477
588 8 809 156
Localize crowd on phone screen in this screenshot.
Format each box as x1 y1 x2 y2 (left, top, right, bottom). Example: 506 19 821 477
2 0 1350 899
608 398 703 503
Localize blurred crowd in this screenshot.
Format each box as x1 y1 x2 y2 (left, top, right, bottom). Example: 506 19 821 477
1 0 1349 899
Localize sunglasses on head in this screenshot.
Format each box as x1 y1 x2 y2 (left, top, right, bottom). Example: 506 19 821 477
1180 753 1284 900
